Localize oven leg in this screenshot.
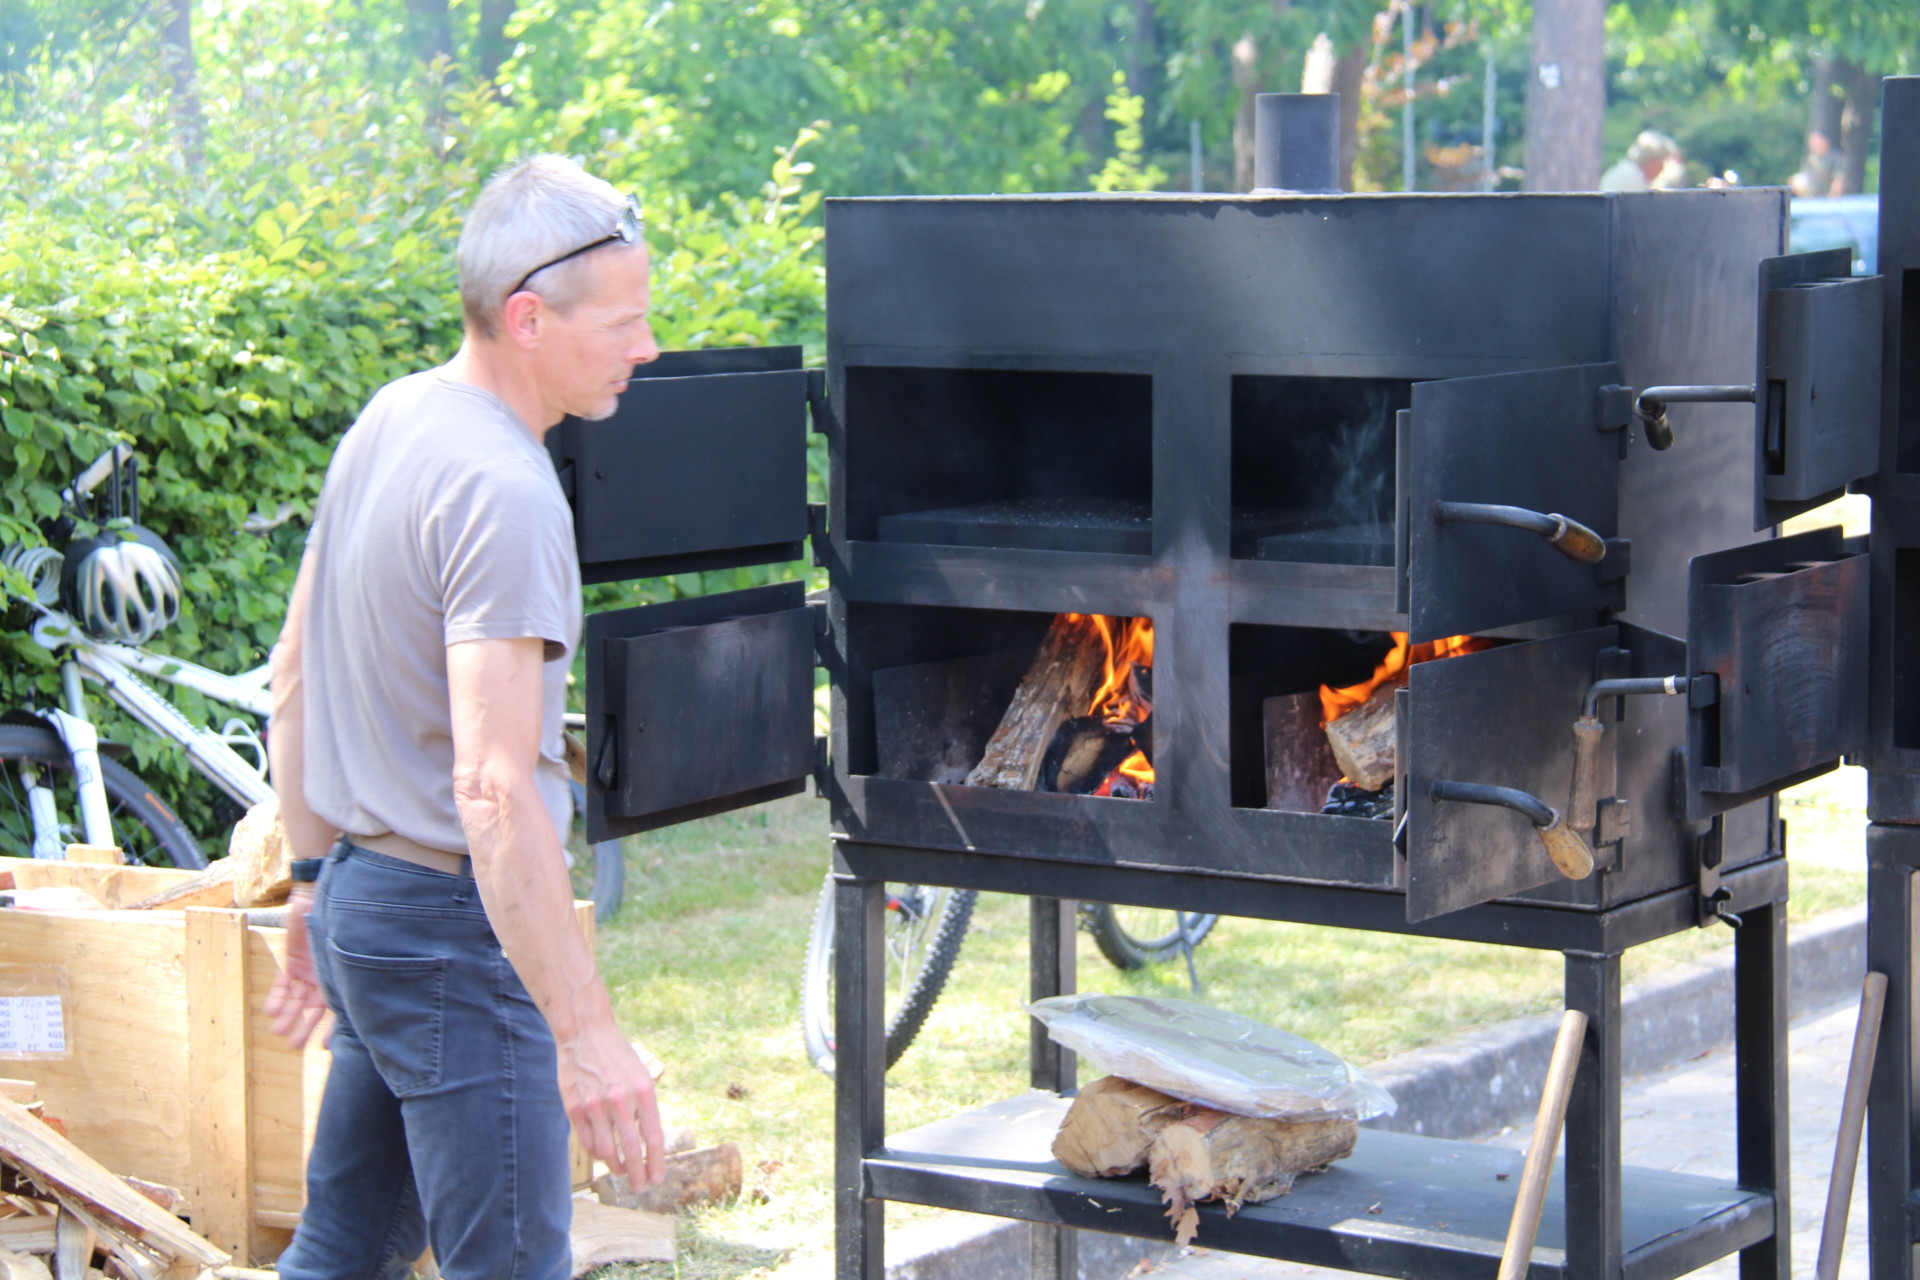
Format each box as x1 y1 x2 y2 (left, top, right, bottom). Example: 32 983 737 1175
1734 895 1790 1280
836 874 886 1280
1869 824 1920 1280
1565 950 1623 1280
1030 896 1079 1280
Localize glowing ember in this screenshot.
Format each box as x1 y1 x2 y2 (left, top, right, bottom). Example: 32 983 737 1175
1318 632 1492 726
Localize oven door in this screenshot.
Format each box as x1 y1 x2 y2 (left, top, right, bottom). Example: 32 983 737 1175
547 346 811 583
1401 363 1627 644
1403 627 1618 922
1749 250 1881 531
1683 526 1868 821
555 346 823 842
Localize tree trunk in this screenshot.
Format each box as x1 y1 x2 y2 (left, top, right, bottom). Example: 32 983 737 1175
1522 0 1606 191
159 0 203 173
476 0 517 82
1299 35 1367 192
404 0 455 68
1129 0 1157 98
1233 34 1260 192
1837 59 1877 195
1809 57 1844 148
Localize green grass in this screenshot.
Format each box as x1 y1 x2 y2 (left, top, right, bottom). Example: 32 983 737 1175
584 771 1868 1279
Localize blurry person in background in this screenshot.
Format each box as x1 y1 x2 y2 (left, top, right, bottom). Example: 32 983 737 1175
1792 130 1846 198
1601 131 1683 193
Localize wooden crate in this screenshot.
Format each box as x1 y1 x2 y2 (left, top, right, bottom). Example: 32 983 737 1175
0 858 595 1265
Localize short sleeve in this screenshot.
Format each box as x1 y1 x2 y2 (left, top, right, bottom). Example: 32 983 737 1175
428 458 577 660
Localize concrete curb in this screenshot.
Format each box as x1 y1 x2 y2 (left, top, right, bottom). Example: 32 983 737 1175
883 904 1867 1279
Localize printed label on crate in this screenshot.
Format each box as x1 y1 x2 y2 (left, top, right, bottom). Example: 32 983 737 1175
0 995 66 1055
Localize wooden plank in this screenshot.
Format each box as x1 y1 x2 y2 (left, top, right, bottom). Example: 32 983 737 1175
59 847 121 868
0 1093 224 1267
0 1216 56 1253
241 923 324 1249
185 911 252 1262
0 1243 50 1280
0 913 191 1187
0 862 198 911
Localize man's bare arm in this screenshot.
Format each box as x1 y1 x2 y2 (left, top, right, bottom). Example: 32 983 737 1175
265 548 334 1047
448 636 664 1186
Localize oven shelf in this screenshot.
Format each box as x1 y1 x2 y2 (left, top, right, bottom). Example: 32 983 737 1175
868 1094 1773 1280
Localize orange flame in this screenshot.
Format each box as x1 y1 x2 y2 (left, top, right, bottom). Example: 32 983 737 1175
1319 632 1492 725
1063 613 1155 794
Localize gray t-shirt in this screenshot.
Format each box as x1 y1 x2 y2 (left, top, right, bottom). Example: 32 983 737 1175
302 369 581 852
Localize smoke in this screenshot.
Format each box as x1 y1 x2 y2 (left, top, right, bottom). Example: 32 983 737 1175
1324 383 1394 534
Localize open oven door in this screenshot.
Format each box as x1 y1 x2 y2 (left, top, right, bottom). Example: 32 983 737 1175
1403 628 1619 922
1401 363 1630 644
554 346 824 841
1683 525 1868 821
1748 250 1881 531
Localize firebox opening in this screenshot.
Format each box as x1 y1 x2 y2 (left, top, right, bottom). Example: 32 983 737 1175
855 604 1159 801
1229 623 1503 814
846 366 1153 554
1230 375 1411 564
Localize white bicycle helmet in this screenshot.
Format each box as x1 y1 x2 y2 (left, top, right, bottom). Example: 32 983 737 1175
59 523 183 644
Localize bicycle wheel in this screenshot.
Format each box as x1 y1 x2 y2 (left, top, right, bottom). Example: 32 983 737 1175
0 724 207 869
1079 902 1218 971
800 872 975 1076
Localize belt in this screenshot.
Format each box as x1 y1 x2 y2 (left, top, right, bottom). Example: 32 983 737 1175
350 832 472 877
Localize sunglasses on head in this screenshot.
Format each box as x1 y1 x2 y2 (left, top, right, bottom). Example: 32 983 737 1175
506 194 642 300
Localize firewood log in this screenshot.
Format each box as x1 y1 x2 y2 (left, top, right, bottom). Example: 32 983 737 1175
592 1143 742 1214
1052 1076 1183 1177
1146 1107 1357 1246
1324 681 1397 791
225 800 291 908
967 616 1111 791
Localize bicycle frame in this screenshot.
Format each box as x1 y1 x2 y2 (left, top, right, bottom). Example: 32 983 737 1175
29 611 276 811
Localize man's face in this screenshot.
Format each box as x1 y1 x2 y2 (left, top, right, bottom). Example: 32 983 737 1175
540 244 659 423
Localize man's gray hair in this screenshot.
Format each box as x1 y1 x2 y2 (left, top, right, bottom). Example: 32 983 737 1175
458 155 636 339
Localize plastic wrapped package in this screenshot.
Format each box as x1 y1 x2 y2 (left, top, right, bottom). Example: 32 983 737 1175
1029 994 1395 1122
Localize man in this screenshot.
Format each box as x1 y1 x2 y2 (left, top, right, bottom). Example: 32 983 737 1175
264 155 665 1280
1600 131 1681 193
1792 129 1845 198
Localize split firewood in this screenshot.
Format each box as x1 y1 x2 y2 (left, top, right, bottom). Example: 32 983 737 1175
225 800 291 908
568 1200 674 1276
1052 1077 1184 1178
0 1085 36 1109
121 861 236 913
593 1143 742 1214
0 1095 225 1271
1146 1107 1357 1247
1324 682 1397 792
114 1184 182 1219
967 615 1111 791
52 1211 91 1280
0 1245 50 1280
0 1216 54 1256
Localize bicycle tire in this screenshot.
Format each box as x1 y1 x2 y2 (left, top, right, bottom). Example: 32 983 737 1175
1079 902 1218 970
0 724 208 869
800 872 975 1076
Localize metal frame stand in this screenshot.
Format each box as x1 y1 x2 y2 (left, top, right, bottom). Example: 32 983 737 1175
1868 821 1920 1280
831 856 1791 1280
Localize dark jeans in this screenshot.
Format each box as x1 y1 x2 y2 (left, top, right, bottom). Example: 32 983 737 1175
276 841 573 1280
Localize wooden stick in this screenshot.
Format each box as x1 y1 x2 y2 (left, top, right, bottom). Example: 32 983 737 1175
1816 971 1888 1280
1497 1008 1588 1280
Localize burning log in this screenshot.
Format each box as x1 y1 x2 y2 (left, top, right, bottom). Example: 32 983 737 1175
1264 693 1343 813
1323 681 1397 791
969 614 1154 798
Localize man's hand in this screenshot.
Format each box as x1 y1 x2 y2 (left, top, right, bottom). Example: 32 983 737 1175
265 886 330 1048
557 1023 666 1186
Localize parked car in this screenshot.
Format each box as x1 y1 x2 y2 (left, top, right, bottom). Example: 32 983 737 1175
1790 194 1879 273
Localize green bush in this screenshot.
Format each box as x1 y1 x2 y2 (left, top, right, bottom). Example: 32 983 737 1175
0 4 824 842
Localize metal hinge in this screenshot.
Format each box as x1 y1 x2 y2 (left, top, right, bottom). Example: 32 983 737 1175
806 369 833 436
1597 537 1632 584
807 594 832 666
813 734 831 798
1595 797 1633 848
808 503 828 568
1694 815 1739 929
555 461 577 502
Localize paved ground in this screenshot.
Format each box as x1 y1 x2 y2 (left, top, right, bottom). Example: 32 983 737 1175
1133 996 1873 1280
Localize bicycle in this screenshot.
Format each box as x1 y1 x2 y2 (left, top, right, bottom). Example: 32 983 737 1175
1 446 268 868
798 878 1217 1075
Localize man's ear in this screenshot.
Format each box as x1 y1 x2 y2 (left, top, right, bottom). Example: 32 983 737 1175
501 291 544 349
